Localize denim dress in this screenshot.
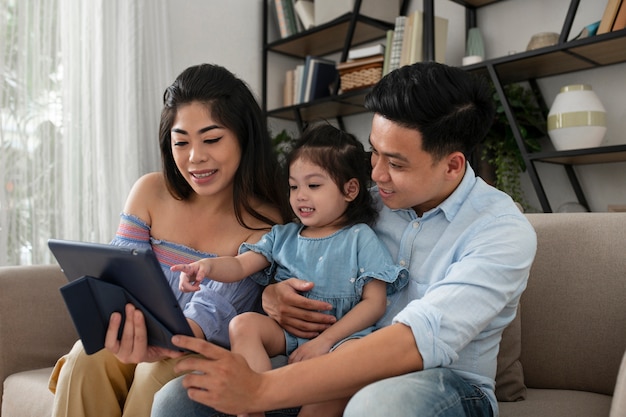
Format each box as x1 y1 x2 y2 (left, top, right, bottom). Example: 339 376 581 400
242 222 408 353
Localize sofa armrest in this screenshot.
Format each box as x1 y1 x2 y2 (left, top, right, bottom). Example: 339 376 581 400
0 265 76 386
610 348 626 417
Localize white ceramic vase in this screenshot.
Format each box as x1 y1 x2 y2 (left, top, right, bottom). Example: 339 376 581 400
547 84 606 151
463 27 485 66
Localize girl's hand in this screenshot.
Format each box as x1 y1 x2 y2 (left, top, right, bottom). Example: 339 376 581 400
171 263 205 292
288 336 334 363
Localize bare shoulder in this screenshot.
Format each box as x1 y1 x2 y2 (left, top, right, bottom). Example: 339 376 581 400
123 172 170 222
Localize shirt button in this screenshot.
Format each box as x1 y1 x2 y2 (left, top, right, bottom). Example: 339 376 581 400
413 222 419 228
399 260 406 266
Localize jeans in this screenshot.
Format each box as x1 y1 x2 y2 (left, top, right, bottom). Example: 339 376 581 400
344 368 494 417
150 375 300 417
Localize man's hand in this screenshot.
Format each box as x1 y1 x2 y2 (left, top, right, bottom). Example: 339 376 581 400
262 279 337 339
105 303 184 363
173 335 265 415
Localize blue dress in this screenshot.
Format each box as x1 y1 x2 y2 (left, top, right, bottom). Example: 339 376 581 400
242 222 408 353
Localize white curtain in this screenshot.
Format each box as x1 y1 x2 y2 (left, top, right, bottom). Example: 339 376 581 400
0 0 171 265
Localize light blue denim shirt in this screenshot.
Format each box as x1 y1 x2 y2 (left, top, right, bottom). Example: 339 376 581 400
372 164 537 415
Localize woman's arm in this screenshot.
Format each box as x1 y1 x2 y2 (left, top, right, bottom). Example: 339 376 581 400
288 279 387 362
171 321 423 415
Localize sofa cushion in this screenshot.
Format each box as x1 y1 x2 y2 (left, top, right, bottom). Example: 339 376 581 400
498 388 612 417
495 305 526 402
2 367 55 417
522 213 626 395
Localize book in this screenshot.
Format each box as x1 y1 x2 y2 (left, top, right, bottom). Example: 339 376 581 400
294 0 314 31
293 64 305 104
284 68 295 106
571 21 600 41
388 15 406 73
302 56 338 102
598 0 623 34
382 29 394 75
274 0 298 38
400 11 414 67
396 10 449 66
348 43 385 61
612 0 626 31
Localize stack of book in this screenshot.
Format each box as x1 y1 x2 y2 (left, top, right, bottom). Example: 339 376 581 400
283 56 338 106
384 11 448 75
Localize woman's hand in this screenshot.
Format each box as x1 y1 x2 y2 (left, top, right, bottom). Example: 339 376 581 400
105 303 185 363
262 279 336 339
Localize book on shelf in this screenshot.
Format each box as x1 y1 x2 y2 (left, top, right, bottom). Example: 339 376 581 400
387 15 406 73
301 56 338 103
390 10 448 71
347 43 385 61
273 0 299 38
598 0 623 34
293 64 305 104
294 0 315 31
337 54 385 71
284 68 295 107
400 11 416 67
612 0 626 31
382 29 394 75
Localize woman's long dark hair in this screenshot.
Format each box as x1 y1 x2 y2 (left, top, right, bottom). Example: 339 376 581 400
159 63 290 228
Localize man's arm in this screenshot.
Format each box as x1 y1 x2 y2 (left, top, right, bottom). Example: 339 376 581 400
262 278 337 338
172 322 423 415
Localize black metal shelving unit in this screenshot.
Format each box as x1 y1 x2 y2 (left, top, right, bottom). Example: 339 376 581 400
463 0 626 212
262 0 626 212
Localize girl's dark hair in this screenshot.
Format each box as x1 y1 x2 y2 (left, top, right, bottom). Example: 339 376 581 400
365 61 495 161
286 123 377 227
159 63 290 228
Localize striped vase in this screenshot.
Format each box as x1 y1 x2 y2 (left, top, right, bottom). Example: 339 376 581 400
547 84 606 151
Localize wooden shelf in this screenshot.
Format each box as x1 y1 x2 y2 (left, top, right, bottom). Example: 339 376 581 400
529 144 626 165
464 29 626 83
448 0 502 6
267 88 372 122
267 14 394 59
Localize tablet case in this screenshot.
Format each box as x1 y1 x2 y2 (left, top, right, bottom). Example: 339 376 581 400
48 239 194 355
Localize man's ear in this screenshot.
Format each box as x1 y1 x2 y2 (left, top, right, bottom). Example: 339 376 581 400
446 152 466 178
343 178 360 202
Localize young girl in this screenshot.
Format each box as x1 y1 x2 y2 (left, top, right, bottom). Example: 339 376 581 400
172 123 407 417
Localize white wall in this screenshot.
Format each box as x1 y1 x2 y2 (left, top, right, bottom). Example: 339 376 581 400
165 0 264 101
166 0 626 213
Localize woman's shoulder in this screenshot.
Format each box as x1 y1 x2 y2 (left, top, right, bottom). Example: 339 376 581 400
123 172 169 220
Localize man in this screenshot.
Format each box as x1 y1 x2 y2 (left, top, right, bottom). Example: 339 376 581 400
151 62 537 417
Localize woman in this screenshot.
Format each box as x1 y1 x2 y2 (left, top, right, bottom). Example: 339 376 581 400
48 63 290 417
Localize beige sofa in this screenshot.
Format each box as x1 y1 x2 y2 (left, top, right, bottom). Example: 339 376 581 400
1 213 626 417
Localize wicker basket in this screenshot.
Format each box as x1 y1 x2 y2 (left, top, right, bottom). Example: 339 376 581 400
337 55 384 92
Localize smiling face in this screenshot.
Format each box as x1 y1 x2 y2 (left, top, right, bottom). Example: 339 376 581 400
369 114 465 216
170 101 241 198
288 157 357 236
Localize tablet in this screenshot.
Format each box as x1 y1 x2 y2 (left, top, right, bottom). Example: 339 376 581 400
48 238 193 354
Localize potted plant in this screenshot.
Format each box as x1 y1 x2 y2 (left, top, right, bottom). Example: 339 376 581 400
480 82 546 211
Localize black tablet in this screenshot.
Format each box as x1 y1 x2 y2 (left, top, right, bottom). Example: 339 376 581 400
48 238 193 354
